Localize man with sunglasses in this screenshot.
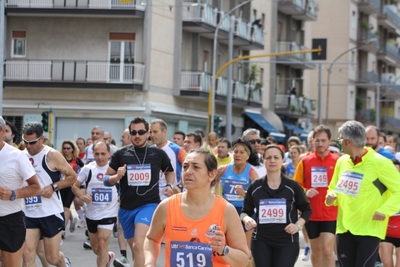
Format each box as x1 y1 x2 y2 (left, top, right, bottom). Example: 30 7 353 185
242 128 266 177
21 122 77 267
0 117 41 267
104 117 175 267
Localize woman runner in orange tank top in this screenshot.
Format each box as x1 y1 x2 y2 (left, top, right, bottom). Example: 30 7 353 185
144 149 250 267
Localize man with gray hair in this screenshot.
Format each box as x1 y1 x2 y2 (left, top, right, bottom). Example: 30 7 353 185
242 128 266 177
326 120 400 267
22 121 77 267
0 117 41 267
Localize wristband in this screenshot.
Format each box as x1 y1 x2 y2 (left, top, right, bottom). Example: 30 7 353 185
295 223 302 231
52 183 59 192
166 184 174 190
104 175 113 187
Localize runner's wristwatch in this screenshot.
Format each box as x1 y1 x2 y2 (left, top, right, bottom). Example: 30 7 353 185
217 245 229 256
9 190 16 201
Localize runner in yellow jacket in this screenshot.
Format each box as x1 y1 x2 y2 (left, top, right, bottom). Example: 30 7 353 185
326 120 400 267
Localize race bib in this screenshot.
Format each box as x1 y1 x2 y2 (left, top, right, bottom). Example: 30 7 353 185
311 166 328 187
127 164 151 186
222 178 247 201
259 199 286 224
335 172 363 197
25 195 42 211
91 188 112 204
170 241 212 267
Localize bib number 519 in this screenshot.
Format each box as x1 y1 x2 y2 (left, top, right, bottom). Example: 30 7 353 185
176 252 206 267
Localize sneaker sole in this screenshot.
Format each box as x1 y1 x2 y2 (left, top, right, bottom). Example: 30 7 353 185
113 259 129 267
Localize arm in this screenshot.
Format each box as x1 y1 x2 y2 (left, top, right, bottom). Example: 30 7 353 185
144 200 168 267
235 169 258 197
163 171 176 197
104 165 124 186
375 160 400 217
240 182 257 231
214 203 251 267
11 176 41 200
72 168 92 204
41 150 77 198
325 159 341 206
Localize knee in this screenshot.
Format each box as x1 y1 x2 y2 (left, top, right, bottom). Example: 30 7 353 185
45 254 60 265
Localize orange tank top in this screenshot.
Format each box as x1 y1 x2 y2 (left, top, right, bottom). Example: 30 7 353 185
164 194 229 267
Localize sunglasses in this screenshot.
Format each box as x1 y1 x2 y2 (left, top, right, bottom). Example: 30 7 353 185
22 136 42 145
130 129 148 136
248 139 261 144
63 147 72 150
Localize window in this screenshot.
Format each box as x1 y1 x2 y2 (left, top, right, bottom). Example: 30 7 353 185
203 50 209 72
109 33 135 82
12 31 26 57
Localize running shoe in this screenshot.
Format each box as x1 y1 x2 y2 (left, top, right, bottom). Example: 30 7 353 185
114 256 130 267
375 262 383 267
65 257 71 267
113 222 118 238
83 240 91 250
77 219 86 228
106 251 115 267
301 245 310 261
69 217 77 233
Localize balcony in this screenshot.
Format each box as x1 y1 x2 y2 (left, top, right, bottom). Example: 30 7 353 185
378 5 400 34
357 0 380 14
5 0 146 16
4 60 145 89
381 115 400 132
357 30 379 53
180 71 262 107
355 109 376 123
182 3 264 49
274 94 316 118
275 41 315 69
357 70 379 87
377 42 400 67
277 0 318 21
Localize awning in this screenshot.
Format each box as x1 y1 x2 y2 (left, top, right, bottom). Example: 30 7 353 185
282 121 309 140
244 111 286 142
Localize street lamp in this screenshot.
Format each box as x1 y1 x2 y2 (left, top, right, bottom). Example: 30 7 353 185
325 38 377 125
208 0 253 133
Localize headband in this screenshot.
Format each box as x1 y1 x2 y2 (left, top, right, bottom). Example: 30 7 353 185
329 146 340 153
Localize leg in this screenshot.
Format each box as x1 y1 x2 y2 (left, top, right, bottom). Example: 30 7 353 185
23 229 41 267
43 232 66 267
2 248 24 267
336 232 357 267
272 241 299 267
395 246 400 267
251 239 272 267
132 223 149 267
301 227 311 261
380 241 394 267
36 240 50 267
90 228 112 267
63 207 71 233
319 232 336 267
354 235 380 267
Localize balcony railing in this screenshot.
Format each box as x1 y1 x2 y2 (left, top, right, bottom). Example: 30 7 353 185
4 60 145 84
357 0 381 10
383 42 400 60
358 70 379 83
382 115 400 128
180 71 262 102
358 30 379 45
274 94 316 115
355 109 376 122
182 3 217 26
383 5 400 28
180 71 211 92
235 17 265 45
276 41 312 61
6 0 147 9
277 0 318 18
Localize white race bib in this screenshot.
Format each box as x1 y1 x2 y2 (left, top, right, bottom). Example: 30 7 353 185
335 172 363 197
311 166 328 187
259 199 286 224
127 164 151 186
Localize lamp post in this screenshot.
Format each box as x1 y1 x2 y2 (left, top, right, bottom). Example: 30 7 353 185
209 0 253 133
325 38 377 125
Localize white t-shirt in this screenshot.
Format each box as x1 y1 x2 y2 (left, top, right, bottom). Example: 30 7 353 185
158 141 178 200
0 143 36 216
78 163 118 220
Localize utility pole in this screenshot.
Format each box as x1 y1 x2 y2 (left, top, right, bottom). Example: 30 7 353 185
225 16 234 141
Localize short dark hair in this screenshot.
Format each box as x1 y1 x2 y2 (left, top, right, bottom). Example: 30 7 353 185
194 129 205 138
186 132 202 145
129 117 149 132
150 119 168 131
313 125 331 139
174 131 185 139
218 137 231 149
187 149 218 186
22 122 44 138
379 131 387 142
6 120 18 143
76 137 85 145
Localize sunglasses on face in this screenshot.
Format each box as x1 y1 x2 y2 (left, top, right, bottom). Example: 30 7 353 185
63 147 72 150
248 139 261 144
130 129 148 136
22 136 42 145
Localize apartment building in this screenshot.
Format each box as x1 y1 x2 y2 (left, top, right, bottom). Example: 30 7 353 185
310 0 400 138
3 0 319 148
